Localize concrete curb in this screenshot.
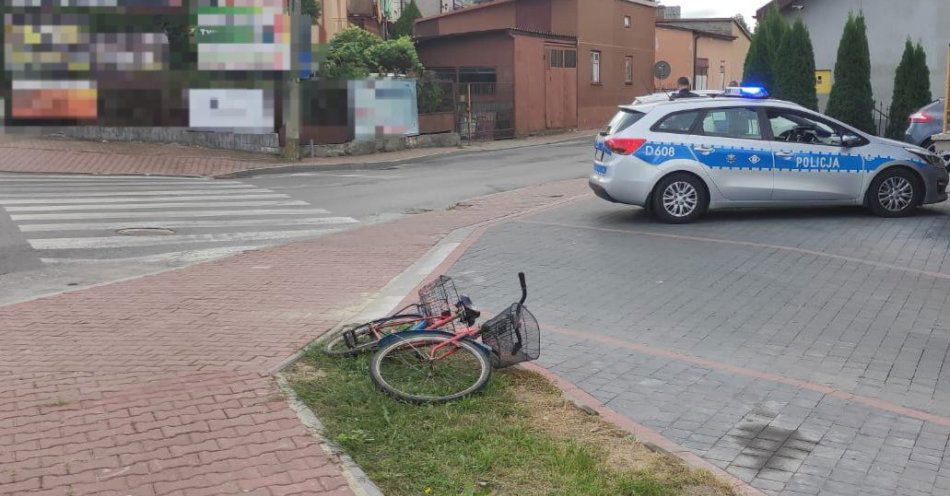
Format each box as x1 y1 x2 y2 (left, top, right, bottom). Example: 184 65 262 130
216 134 594 178
275 374 385 496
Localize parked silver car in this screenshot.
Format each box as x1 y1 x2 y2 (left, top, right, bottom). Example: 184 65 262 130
590 89 949 223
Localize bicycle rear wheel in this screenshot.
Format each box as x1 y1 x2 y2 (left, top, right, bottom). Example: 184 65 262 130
369 332 492 404
323 314 423 357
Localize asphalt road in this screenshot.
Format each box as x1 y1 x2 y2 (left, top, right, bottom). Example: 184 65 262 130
0 138 591 305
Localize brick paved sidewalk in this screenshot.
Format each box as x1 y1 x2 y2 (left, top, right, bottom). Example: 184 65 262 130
0 179 588 496
0 130 593 178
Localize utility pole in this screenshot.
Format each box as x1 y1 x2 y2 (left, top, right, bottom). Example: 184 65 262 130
281 0 302 160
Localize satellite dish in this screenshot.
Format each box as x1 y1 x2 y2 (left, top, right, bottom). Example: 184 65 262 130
654 61 672 80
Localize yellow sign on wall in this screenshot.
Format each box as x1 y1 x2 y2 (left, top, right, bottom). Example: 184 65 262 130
815 70 832 95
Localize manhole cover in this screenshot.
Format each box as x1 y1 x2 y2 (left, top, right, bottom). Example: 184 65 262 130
116 227 176 236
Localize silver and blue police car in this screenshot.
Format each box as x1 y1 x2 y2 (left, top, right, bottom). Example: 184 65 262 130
589 87 949 223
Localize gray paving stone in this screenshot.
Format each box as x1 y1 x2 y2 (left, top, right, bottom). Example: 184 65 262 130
448 202 950 495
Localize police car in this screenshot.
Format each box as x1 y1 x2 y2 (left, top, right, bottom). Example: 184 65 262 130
589 87 949 223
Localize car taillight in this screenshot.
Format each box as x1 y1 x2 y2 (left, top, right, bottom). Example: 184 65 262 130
604 138 646 155
909 112 933 124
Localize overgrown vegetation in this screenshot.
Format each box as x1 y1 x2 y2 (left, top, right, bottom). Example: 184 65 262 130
289 348 736 496
318 27 422 79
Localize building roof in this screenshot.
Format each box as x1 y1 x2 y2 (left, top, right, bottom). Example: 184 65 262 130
655 22 738 41
414 0 515 23
415 27 577 44
657 17 751 40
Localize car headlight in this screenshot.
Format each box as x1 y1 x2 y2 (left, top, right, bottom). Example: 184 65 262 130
904 146 944 168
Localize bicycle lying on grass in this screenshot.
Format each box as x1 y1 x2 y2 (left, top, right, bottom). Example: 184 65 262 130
368 273 540 404
322 275 474 357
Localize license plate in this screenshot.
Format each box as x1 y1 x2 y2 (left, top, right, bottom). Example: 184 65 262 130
593 164 607 175
595 149 604 161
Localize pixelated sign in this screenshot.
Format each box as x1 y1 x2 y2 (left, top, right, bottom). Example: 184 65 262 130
5 14 168 72
12 80 98 120
188 89 274 132
195 0 290 71
350 79 419 140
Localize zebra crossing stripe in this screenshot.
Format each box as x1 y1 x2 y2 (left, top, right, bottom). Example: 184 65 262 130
11 208 331 221
29 229 345 250
6 200 309 212
18 216 358 232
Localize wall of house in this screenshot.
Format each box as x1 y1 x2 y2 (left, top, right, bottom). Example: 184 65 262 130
415 0 443 17
513 35 577 134
574 0 656 128
777 0 949 112
417 31 515 83
319 0 349 43
654 26 694 90
696 33 749 91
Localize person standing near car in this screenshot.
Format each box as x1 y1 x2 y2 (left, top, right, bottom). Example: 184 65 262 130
675 77 699 98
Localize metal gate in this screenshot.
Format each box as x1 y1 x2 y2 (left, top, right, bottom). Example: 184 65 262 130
457 82 514 141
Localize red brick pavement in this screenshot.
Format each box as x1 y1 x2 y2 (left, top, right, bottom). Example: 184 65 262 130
0 131 594 178
0 179 589 496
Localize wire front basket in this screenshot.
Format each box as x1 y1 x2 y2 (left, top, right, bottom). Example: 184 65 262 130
480 303 540 368
417 275 461 330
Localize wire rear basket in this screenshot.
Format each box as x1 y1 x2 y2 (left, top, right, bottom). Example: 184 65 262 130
417 275 460 330
480 303 540 368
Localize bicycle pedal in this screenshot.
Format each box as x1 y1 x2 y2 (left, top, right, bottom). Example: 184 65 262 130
342 329 357 348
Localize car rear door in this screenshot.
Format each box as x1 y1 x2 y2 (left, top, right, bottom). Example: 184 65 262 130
681 106 773 201
763 107 865 201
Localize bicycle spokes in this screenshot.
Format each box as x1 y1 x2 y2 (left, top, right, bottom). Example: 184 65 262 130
376 337 486 400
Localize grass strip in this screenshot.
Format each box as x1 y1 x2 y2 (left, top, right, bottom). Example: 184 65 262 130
289 347 736 496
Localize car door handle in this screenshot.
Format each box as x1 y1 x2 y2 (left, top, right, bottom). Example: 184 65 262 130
775 151 794 158
693 146 713 155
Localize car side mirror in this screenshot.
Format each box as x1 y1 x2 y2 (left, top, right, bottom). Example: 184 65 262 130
841 134 862 148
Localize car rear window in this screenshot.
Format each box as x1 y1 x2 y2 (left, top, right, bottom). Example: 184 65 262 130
601 109 645 135
653 110 700 134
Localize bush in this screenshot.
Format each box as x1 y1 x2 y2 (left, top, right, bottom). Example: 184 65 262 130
369 36 423 75
391 0 422 39
417 72 451 114
825 13 875 134
318 28 424 79
742 6 786 91
774 19 818 110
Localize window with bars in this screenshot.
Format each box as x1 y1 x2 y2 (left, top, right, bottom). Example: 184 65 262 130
548 49 577 69
624 56 633 84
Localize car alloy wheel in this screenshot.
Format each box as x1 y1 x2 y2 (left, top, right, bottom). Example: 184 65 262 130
662 181 698 217
877 176 914 212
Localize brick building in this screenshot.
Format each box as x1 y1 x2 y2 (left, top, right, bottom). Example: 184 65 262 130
413 0 657 135
654 17 751 92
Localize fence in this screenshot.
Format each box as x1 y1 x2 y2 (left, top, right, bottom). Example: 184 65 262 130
455 82 515 142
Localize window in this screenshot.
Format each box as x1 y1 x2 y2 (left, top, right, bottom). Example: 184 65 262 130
590 50 601 84
624 15 631 28
549 49 564 68
624 56 633 85
699 108 762 140
564 50 576 68
765 108 856 146
653 110 700 134
695 58 709 91
601 109 645 135
458 67 496 83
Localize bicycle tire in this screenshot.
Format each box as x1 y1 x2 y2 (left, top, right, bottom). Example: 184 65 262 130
322 314 423 357
369 331 492 404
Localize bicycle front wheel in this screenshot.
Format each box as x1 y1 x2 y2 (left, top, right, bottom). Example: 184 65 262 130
323 314 422 357
369 332 492 404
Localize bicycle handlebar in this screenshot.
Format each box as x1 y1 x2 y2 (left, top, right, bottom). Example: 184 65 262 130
518 272 527 306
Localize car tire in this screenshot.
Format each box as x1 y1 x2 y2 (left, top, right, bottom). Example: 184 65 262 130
651 173 709 224
867 168 922 218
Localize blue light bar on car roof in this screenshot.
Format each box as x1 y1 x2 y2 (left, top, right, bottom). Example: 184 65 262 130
724 86 769 99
